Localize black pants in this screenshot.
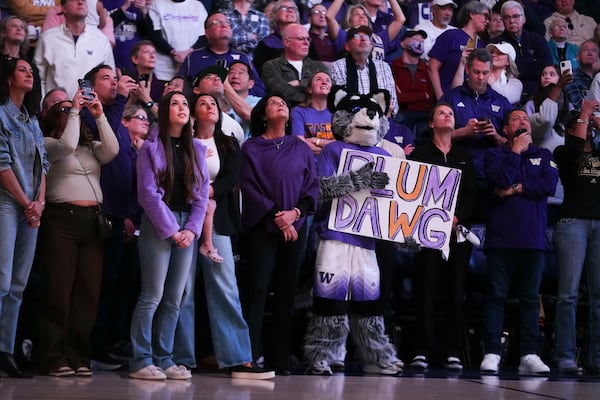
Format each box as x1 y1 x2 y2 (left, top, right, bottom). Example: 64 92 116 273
37 203 104 372
242 220 307 371
412 238 472 360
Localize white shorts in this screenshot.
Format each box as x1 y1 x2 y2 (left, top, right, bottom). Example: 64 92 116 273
313 240 380 302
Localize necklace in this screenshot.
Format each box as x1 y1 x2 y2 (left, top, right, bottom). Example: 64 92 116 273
274 139 285 149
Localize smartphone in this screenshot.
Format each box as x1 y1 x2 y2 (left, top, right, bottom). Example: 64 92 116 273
215 59 226 68
139 73 149 88
477 117 490 123
466 37 475 50
78 79 94 101
514 128 527 137
560 60 572 75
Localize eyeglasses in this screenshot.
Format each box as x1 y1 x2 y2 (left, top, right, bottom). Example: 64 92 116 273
480 12 490 21
565 17 574 30
59 106 71 114
351 33 371 41
287 36 311 43
130 114 149 122
278 5 297 12
208 19 231 27
311 10 326 15
502 13 522 21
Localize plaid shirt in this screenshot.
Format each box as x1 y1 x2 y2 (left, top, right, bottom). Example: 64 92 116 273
566 68 594 110
330 57 399 115
222 8 270 58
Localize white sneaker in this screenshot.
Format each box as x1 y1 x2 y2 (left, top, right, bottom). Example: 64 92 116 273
410 355 428 370
164 365 192 380
480 353 501 375
129 365 167 380
445 357 463 371
363 363 401 375
518 354 550 376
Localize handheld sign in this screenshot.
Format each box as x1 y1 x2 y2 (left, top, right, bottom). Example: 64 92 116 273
328 149 462 259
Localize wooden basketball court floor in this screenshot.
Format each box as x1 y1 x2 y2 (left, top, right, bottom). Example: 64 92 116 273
2 369 599 400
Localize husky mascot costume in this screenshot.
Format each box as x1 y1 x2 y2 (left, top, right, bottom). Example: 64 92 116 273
304 87 403 375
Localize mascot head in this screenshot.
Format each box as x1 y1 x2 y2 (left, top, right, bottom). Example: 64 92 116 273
328 87 390 147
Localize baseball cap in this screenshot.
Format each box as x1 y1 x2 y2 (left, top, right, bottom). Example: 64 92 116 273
192 64 228 87
400 29 428 41
346 26 373 42
431 0 457 7
486 42 517 62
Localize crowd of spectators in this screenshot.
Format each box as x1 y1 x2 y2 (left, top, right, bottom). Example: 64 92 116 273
1 0 600 382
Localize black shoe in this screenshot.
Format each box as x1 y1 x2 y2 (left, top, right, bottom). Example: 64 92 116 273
229 364 275 380
275 369 290 376
0 351 33 378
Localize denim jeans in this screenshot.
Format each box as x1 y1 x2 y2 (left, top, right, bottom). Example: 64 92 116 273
483 249 545 356
553 218 600 368
130 213 195 372
173 231 252 369
0 199 38 353
200 232 252 368
173 253 197 368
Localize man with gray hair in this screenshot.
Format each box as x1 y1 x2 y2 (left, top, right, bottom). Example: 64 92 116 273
543 0 596 46
490 0 553 103
261 23 328 107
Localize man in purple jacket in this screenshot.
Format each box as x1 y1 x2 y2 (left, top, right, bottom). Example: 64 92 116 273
480 108 558 376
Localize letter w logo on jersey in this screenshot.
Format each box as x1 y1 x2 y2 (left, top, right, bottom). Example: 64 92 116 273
319 271 335 284
529 158 541 166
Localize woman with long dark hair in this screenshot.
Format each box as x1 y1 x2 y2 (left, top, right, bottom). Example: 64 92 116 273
0 57 48 378
240 94 319 374
176 93 274 379
129 91 209 381
38 85 118 377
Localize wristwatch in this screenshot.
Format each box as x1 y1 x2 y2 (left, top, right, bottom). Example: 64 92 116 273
144 101 154 108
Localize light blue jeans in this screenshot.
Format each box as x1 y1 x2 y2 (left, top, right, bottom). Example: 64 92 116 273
554 218 600 368
130 213 196 372
0 199 38 353
173 231 252 369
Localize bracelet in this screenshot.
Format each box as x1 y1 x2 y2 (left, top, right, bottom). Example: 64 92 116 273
293 207 301 221
577 119 590 124
511 183 519 194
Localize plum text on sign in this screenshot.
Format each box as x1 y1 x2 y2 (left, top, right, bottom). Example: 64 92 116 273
328 149 462 259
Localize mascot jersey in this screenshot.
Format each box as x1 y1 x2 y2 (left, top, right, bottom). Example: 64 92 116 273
314 141 390 250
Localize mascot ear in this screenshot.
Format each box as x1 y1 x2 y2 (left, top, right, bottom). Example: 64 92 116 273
372 89 390 116
328 85 348 112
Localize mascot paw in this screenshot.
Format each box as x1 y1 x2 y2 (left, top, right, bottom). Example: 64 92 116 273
350 162 389 191
397 236 420 252
370 171 389 189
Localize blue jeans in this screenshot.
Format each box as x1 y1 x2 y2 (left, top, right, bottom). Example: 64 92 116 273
200 232 252 368
130 213 195 372
173 252 197 368
483 249 545 356
553 218 600 368
0 199 38 353
173 231 252 369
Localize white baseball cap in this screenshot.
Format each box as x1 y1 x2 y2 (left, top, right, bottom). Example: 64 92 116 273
431 0 458 8
486 42 517 62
